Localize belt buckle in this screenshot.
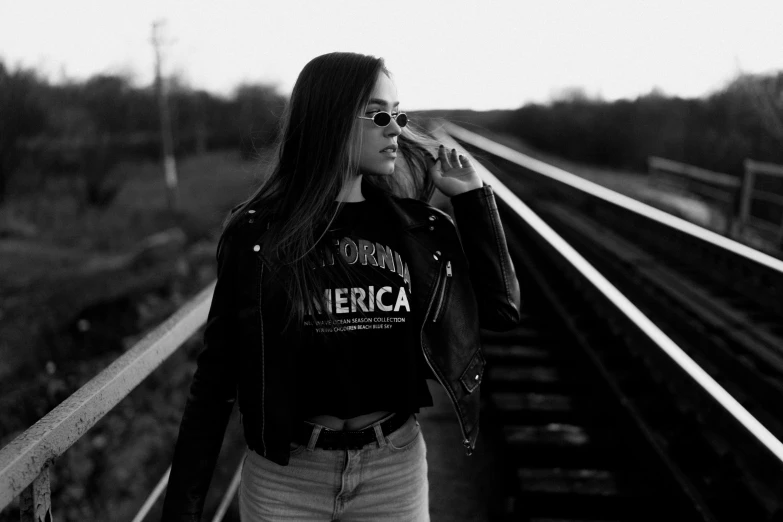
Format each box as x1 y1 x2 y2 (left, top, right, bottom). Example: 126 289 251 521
319 423 377 450
346 428 370 450
343 429 365 450
322 428 350 450
339 431 357 449
333 430 350 449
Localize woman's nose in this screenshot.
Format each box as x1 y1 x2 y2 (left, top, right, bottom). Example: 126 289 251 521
385 120 402 137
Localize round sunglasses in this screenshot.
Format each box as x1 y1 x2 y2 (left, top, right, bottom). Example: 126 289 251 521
357 111 409 128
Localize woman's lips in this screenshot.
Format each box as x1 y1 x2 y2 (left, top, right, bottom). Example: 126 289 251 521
381 151 397 158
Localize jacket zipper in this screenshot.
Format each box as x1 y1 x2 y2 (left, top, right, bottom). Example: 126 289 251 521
431 260 452 323
419 258 473 455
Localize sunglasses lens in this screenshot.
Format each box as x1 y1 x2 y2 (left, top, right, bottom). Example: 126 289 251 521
373 112 392 126
369 112 408 128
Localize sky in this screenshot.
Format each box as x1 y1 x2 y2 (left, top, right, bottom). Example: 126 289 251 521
1 0 782 111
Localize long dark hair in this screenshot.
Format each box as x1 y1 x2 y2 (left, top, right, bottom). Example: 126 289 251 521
221 52 438 331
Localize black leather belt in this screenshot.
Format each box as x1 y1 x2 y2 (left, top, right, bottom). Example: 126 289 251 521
297 412 410 450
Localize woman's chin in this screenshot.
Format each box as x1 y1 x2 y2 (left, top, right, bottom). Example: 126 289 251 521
362 165 396 176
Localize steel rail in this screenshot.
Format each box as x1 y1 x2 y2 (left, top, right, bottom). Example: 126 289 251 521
440 122 783 274
210 459 244 522
130 466 171 522
430 121 783 465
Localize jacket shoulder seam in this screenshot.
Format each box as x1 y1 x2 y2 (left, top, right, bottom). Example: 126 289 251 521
396 197 453 222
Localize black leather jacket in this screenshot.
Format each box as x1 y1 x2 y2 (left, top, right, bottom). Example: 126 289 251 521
161 180 521 520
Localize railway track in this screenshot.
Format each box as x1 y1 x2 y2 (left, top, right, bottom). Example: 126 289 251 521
476 203 709 521
537 201 783 436
431 123 783 521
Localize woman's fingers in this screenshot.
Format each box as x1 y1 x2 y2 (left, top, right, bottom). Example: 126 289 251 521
438 145 470 173
450 148 461 168
430 148 481 195
438 145 451 170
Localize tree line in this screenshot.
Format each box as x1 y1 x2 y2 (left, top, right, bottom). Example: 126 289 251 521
493 73 783 177
419 72 782 181
0 61 288 205
2 60 781 206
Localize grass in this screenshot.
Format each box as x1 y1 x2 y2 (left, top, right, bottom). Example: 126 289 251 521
2 149 266 253
0 148 269 420
0 149 268 337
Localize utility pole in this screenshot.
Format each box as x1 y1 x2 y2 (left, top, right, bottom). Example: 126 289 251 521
151 19 178 213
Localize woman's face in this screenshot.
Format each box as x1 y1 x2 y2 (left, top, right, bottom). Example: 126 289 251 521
356 72 402 176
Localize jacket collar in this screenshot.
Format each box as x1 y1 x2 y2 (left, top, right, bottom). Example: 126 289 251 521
250 176 434 254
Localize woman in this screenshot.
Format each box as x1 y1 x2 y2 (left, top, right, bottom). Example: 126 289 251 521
161 52 520 521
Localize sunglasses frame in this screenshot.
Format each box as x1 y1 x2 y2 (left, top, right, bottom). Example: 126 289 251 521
357 111 409 128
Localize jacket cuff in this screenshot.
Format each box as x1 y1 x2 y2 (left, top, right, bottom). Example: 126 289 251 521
450 184 493 209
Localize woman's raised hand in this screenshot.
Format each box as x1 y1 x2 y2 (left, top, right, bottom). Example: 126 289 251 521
428 145 483 197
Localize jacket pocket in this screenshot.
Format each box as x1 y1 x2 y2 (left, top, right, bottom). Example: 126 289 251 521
459 349 486 394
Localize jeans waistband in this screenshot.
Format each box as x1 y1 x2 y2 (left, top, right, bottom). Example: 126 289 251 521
297 412 411 450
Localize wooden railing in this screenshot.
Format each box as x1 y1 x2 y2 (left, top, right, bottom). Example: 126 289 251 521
647 156 742 235
647 155 783 254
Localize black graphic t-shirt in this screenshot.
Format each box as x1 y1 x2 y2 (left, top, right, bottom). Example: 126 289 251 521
293 199 434 420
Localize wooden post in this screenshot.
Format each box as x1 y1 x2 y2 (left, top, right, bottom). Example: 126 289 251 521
151 20 179 213
19 466 52 522
734 159 756 240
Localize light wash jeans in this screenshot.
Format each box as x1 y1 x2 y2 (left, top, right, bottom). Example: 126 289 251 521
239 413 429 521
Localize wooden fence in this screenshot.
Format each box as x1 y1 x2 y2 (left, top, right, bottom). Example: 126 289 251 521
648 156 783 252
737 159 783 248
647 156 742 235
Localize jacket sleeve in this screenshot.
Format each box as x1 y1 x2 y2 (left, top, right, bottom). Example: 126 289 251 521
161 232 240 521
451 184 521 331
